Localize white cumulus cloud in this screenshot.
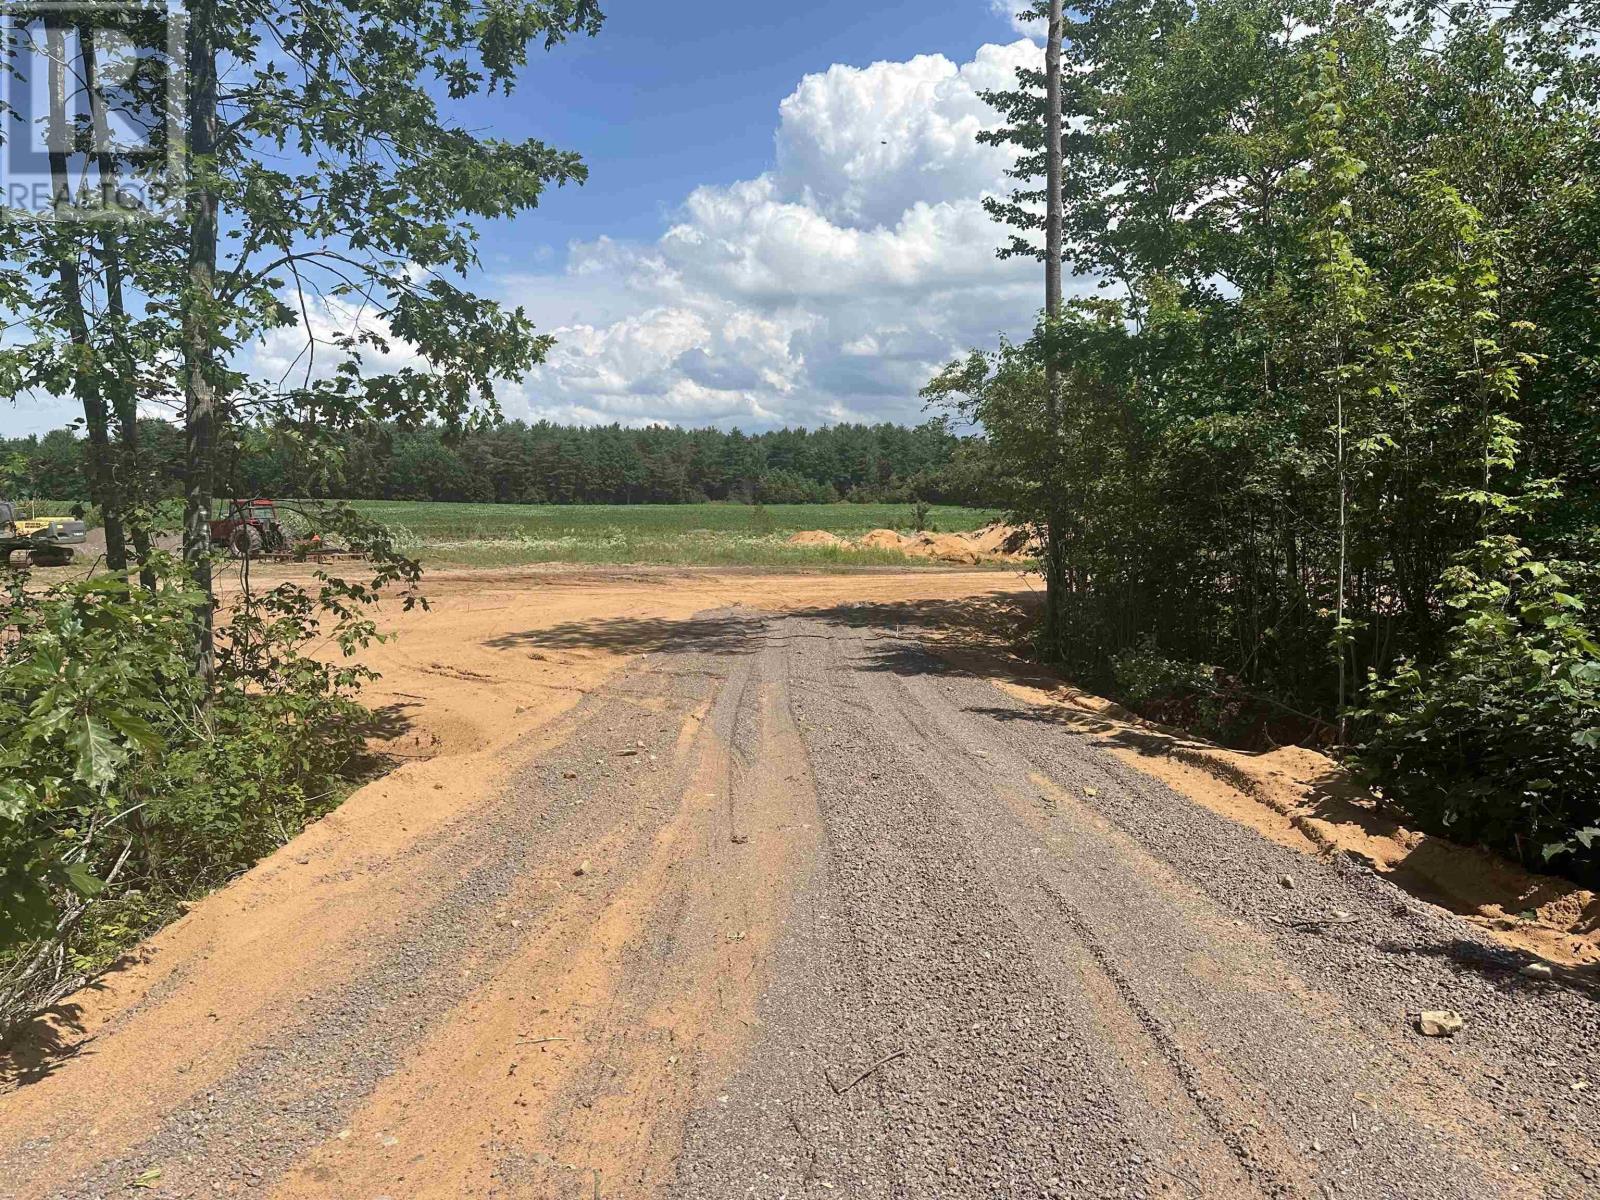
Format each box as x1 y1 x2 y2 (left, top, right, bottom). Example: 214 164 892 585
503 38 1047 430
989 1 1045 40
1 35 1049 439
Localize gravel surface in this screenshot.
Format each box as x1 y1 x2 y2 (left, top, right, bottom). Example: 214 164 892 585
2 605 1594 1199
668 614 1598 1199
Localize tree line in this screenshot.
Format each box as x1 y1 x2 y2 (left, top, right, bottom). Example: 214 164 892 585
2 418 993 507
941 0 1599 881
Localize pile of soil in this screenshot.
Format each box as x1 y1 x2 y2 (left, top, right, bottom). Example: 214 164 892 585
788 522 1035 565
902 532 981 565
785 530 846 548
967 523 1036 556
859 528 906 550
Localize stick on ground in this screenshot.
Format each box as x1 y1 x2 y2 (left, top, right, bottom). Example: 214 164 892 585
828 1049 907 1096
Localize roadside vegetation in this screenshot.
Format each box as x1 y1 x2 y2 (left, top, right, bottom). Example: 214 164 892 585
944 0 1599 882
0 0 607 1029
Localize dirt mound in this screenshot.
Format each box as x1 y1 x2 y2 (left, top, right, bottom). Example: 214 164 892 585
859 528 906 550
790 524 1032 564
967 522 1034 556
786 530 845 548
902 531 982 565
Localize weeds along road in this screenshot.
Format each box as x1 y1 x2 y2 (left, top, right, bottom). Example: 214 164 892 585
1 569 1595 1198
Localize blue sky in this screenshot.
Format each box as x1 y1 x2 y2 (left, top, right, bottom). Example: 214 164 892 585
463 1 1024 257
7 2 1042 436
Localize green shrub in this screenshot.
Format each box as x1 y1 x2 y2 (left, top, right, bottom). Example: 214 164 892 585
1111 635 1218 707
0 566 197 950
1357 535 1600 882
0 553 381 1028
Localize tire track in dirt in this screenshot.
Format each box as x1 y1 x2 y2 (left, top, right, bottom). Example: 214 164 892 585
1036 880 1299 1199
842 632 1307 1197
265 611 823 1199
672 615 1152 1199
838 628 1312 1198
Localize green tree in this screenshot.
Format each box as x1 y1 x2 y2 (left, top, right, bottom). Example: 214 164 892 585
947 0 1600 873
169 0 604 674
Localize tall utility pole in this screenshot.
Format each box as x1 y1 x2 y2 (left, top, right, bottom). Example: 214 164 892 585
1042 0 1066 653
1045 0 1063 334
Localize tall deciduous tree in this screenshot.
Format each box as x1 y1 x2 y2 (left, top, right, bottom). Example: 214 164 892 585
169 0 604 676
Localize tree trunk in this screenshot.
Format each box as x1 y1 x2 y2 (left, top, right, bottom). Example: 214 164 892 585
79 23 150 583
183 0 220 683
44 17 128 574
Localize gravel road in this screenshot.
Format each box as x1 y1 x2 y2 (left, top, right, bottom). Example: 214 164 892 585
1 602 1594 1199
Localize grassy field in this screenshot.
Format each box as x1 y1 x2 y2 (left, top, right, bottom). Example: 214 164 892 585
350 500 1006 567
12 499 1011 567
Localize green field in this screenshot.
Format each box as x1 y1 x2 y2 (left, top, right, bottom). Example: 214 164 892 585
349 500 1006 567
10 499 1011 567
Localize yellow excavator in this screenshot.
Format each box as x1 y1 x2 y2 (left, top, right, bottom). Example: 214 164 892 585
1 499 87 567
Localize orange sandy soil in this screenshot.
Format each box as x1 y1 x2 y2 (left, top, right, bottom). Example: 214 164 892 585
919 634 1600 969
1 563 1593 1195
1023 684 1599 964
0 567 1033 1190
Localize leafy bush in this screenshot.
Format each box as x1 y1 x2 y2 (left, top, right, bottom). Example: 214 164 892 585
0 554 383 1028
1357 536 1600 882
1112 635 1218 708
1109 635 1327 748
0 568 194 947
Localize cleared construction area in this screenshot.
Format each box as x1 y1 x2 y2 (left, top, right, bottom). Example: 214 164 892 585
0 566 1594 1199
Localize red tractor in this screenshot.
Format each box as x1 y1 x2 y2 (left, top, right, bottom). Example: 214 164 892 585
209 498 292 558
